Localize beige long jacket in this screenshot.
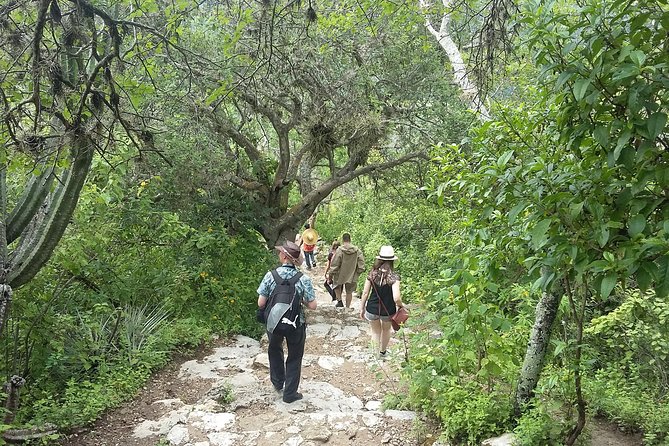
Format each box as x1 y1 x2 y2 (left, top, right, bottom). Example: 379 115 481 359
329 244 365 286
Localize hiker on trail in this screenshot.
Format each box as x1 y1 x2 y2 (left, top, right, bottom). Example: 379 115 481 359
359 245 404 359
301 224 318 270
324 240 340 278
323 240 340 301
257 241 317 403
327 233 365 308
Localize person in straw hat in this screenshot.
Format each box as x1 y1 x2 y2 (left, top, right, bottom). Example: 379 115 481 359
359 245 404 359
301 223 318 270
257 240 317 403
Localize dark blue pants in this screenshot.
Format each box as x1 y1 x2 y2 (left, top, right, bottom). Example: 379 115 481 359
267 324 306 398
304 251 315 267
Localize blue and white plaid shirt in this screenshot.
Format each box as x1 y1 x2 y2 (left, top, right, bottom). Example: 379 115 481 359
257 264 316 324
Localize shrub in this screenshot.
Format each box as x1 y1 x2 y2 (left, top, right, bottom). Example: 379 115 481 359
514 403 571 446
585 368 669 445
433 382 513 445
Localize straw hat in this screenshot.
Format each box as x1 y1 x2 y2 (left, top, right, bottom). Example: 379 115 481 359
376 245 398 261
302 228 318 245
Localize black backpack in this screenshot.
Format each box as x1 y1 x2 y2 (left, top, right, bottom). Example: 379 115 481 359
263 269 303 334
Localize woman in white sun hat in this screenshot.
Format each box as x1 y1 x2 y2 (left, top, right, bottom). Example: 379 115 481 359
359 245 404 358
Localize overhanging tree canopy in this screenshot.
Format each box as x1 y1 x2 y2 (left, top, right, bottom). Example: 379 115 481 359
166 0 470 245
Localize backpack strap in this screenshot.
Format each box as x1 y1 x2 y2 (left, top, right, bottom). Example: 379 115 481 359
288 271 303 284
285 271 303 305
270 269 302 285
271 269 282 285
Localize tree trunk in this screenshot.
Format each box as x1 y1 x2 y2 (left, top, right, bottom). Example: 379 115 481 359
259 153 425 247
514 286 562 415
565 278 587 445
419 0 490 120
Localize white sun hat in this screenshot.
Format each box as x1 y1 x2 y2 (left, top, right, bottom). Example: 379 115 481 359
376 245 398 261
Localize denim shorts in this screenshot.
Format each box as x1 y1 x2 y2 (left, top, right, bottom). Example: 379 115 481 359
365 310 392 322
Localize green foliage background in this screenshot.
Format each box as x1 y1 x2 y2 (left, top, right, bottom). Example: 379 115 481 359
0 0 667 444
1 152 274 429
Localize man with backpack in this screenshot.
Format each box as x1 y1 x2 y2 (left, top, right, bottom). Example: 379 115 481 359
257 240 317 403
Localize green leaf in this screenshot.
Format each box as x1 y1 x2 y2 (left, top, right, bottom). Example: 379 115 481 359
629 49 646 66
593 126 610 148
485 282 499 293
553 340 567 357
497 150 514 168
656 255 669 298
600 272 617 298
556 71 573 89
628 214 646 237
636 262 654 291
531 219 552 250
598 226 610 247
569 201 584 219
509 202 526 224
205 83 230 105
614 130 632 161
532 269 555 291
647 112 668 139
573 78 591 101
612 64 639 81
484 360 503 376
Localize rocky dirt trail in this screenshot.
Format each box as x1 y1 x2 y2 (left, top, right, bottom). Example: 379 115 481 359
62 263 643 446
64 264 430 446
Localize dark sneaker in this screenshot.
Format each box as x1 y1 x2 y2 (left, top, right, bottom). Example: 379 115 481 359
283 392 303 403
335 300 344 308
273 384 283 393
379 351 387 360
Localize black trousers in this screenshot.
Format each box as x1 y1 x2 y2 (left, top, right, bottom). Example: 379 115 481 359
267 324 306 398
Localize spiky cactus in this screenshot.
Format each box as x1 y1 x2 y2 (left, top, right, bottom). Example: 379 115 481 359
0 0 191 322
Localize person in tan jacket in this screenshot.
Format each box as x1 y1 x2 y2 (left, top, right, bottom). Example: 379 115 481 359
327 233 365 308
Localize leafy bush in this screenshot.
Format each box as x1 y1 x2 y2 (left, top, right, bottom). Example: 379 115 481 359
585 368 669 445
514 402 572 446
0 160 273 431
29 364 150 428
419 381 513 445
586 290 669 388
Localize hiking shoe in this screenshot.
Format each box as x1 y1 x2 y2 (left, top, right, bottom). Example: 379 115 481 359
283 392 303 403
379 351 388 360
335 300 344 308
273 384 283 394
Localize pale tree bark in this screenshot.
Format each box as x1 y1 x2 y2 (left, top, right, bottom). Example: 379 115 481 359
419 0 491 120
514 279 563 415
